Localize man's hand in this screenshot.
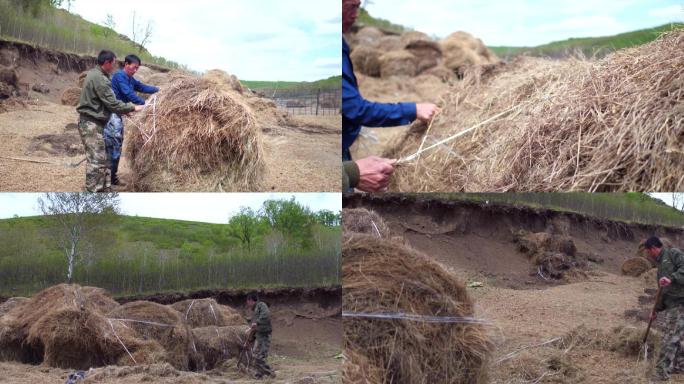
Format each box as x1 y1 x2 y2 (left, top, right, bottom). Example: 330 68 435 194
133 105 145 112
416 103 439 123
355 156 396 192
659 277 672 287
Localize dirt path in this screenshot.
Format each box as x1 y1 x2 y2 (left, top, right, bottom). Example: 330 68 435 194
0 102 341 192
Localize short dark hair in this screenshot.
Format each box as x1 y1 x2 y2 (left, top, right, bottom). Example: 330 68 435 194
124 54 141 66
98 50 116 65
644 236 663 250
246 292 258 302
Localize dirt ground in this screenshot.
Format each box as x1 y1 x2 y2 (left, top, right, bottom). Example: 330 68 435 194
344 195 684 383
0 100 340 192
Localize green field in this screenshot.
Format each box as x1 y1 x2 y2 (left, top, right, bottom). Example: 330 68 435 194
355 8 406 34
241 75 341 90
490 23 684 59
0 210 341 297
406 193 684 227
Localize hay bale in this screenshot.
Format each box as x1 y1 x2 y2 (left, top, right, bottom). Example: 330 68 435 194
170 299 244 328
203 69 244 94
515 231 585 279
107 301 195 370
350 45 382 77
375 35 404 53
343 349 384 384
344 234 492 383
61 87 81 106
192 325 249 370
342 208 391 238
422 65 456 82
621 257 653 277
379 50 417 78
135 66 154 83
400 30 431 46
405 40 442 73
128 74 265 192
0 297 28 317
356 26 384 46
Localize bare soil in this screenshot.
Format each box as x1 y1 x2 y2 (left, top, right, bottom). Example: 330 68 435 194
344 194 684 383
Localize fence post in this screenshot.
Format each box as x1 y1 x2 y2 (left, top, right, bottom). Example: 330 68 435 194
315 88 321 116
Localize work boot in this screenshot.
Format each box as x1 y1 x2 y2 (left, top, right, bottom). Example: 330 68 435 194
111 159 127 187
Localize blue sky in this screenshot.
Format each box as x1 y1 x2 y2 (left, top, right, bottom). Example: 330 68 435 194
364 0 683 46
0 193 341 223
66 0 340 81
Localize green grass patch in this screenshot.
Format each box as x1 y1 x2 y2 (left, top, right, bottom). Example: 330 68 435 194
241 75 341 90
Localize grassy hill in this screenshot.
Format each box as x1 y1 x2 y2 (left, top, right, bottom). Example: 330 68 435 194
355 8 406 34
0 214 341 297
410 193 684 227
241 75 341 90
490 23 684 59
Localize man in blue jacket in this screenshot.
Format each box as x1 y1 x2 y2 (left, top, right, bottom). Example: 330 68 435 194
107 54 159 186
342 0 438 162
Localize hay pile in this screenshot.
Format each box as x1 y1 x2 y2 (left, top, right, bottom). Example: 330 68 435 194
441 31 499 73
127 72 265 192
389 31 684 192
379 50 417 78
350 45 382 77
171 298 244 328
342 208 391 238
203 69 244 94
0 297 28 317
60 86 81 106
515 231 588 280
621 257 653 277
192 325 249 370
343 233 492 383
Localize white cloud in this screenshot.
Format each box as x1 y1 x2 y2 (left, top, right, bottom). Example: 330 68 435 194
648 5 684 20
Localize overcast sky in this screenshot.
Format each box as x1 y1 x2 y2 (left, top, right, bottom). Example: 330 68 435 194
0 193 340 224
364 0 684 46
65 0 340 81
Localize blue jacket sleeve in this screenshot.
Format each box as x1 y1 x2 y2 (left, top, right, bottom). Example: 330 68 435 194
132 77 160 95
113 73 147 105
342 71 416 128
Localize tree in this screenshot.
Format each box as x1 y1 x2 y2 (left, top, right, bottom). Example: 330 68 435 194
38 193 120 284
261 198 315 250
227 207 263 252
102 13 116 38
672 193 684 211
131 11 154 53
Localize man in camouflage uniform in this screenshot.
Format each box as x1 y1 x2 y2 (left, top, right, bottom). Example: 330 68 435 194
645 236 684 381
246 292 275 379
76 50 143 192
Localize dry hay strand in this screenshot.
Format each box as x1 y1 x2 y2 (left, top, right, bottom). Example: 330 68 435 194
350 45 382 77
621 257 653 277
390 31 684 192
343 234 493 383
405 40 442 74
0 297 28 317
375 35 404 53
128 74 265 192
192 325 249 370
342 208 391 238
61 86 81 106
107 301 196 370
202 69 244 94
379 50 418 78
356 26 385 46
343 348 384 384
170 298 244 328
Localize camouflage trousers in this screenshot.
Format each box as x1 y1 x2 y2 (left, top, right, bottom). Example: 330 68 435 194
77 117 111 192
655 306 684 380
253 332 273 377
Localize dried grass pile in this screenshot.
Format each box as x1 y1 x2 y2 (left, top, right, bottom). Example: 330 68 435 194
621 257 653 277
343 233 492 383
203 69 244 94
342 208 391 238
389 31 684 192
561 324 660 357
379 50 417 78
192 325 249 370
170 298 244 328
127 73 265 192
375 35 404 52
343 349 384 384
515 231 588 280
61 86 81 106
441 31 499 73
0 297 28 317
643 267 658 285
350 45 382 77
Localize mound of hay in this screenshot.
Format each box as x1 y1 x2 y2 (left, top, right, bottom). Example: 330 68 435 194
356 27 385 46
60 87 81 106
192 325 249 370
405 40 442 73
643 267 658 285
375 35 404 53
342 208 391 238
621 257 653 277
203 69 244 94
344 234 492 383
351 45 382 77
0 297 28 317
170 299 244 328
515 231 587 279
440 31 498 71
107 301 195 370
422 64 456 82
400 30 431 46
389 31 684 192
561 324 660 357
379 50 417 78
343 349 384 384
128 74 265 192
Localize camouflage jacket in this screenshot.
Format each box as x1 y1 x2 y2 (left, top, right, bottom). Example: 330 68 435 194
77 67 135 123
251 301 272 334
657 247 684 309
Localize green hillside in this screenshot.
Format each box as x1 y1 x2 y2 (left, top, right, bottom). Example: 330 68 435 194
0 211 341 297
407 193 684 227
490 23 684 59
356 8 406 34
241 75 341 90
